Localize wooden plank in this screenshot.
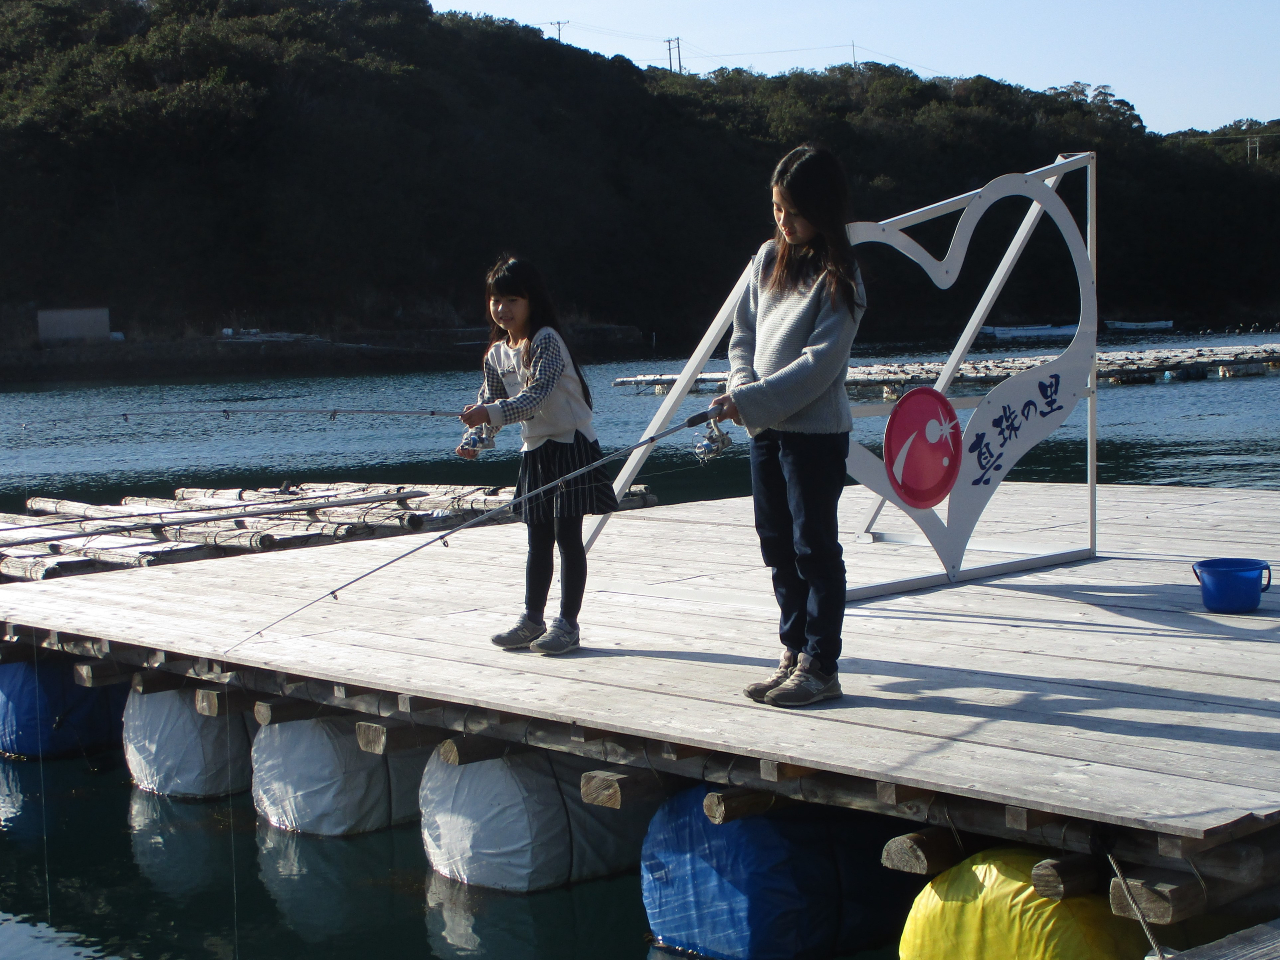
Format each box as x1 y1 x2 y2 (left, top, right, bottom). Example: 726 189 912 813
878 782 934 806
1032 854 1103 900
2 482 1280 847
1008 806 1066 832
703 787 795 824
195 687 262 717
881 826 990 875
354 719 444 755
580 769 670 809
253 698 350 725
759 760 815 782
73 660 139 687
437 735 532 766
1176 920 1280 960
131 669 191 695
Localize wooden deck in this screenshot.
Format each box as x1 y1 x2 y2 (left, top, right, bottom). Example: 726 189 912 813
2 482 1279 848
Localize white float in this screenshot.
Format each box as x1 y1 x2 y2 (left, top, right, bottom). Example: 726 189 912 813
123 688 252 798
420 749 665 892
252 716 432 836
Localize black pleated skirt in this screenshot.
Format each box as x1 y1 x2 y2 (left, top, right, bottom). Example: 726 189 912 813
514 431 620 524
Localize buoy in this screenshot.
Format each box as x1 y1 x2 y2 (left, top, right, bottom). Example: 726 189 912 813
641 785 917 959
0 658 127 759
899 847 1148 960
420 749 666 892
123 688 253 798
252 716 432 836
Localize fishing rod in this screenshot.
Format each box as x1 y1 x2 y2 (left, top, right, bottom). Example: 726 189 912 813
226 404 731 651
0 490 436 549
12 408 467 430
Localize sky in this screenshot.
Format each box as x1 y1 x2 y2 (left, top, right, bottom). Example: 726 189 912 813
443 1 1279 134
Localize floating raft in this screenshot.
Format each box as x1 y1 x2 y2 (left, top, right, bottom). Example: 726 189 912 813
614 343 1280 396
0 481 657 582
4 483 1280 930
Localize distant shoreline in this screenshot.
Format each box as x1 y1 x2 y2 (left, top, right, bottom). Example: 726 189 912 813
0 326 652 384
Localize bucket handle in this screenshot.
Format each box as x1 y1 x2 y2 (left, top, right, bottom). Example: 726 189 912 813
1192 564 1201 584
1265 565 1272 593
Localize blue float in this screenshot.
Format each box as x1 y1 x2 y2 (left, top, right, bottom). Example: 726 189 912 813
0 658 128 759
641 784 918 960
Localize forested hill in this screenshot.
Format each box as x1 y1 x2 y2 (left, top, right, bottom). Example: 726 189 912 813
1 0 1276 350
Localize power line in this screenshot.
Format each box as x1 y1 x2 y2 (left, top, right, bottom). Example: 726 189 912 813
664 38 683 73
634 41 937 74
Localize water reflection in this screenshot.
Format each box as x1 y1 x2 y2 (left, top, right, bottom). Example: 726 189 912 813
129 789 242 903
425 870 651 959
256 820 424 943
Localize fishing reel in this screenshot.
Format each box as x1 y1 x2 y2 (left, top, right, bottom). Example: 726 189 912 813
693 418 733 464
459 433 496 452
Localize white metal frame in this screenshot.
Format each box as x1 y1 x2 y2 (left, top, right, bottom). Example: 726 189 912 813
587 153 1098 603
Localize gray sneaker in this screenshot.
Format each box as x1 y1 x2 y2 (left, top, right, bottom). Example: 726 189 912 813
530 617 581 655
764 654 842 708
490 614 545 650
743 648 799 702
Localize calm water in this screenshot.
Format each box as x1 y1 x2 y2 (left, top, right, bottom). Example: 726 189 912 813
4 331 1280 515
1 330 1279 959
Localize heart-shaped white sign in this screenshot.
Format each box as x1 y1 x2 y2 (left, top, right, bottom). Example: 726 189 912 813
844 173 1097 575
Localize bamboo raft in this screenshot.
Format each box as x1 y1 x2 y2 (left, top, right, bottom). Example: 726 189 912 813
0 481 658 582
615 343 1280 397
3 482 1280 936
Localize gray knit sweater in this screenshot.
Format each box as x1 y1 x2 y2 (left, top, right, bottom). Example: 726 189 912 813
727 239 864 435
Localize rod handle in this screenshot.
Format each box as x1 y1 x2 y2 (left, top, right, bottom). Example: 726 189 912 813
684 404 724 428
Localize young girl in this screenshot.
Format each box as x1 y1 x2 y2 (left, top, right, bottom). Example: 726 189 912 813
457 256 619 655
712 143 865 708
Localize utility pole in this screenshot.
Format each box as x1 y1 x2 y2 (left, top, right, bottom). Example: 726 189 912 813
665 38 675 72
676 37 682 73
550 20 565 41
1246 136 1261 163
851 39 857 68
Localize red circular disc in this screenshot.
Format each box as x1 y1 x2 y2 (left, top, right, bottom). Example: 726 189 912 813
883 387 963 509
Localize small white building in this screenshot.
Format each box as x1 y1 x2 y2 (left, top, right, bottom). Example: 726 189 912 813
37 308 110 344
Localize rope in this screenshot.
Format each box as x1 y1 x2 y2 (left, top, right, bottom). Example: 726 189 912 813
544 752 576 884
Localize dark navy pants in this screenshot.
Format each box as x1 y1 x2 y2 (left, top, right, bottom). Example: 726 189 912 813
749 429 850 675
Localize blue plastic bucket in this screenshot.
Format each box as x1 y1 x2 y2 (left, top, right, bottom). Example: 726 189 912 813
1192 558 1271 614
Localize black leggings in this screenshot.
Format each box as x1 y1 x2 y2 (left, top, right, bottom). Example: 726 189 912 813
525 515 587 625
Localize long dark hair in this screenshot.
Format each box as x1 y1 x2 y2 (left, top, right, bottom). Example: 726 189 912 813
768 143 862 309
484 255 592 408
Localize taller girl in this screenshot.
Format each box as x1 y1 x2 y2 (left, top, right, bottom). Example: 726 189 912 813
713 143 865 708
458 256 618 655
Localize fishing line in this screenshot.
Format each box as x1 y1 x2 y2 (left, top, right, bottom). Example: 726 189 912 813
225 707 240 960
33 643 52 926
225 405 727 653
10 407 467 432
11 432 51 922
